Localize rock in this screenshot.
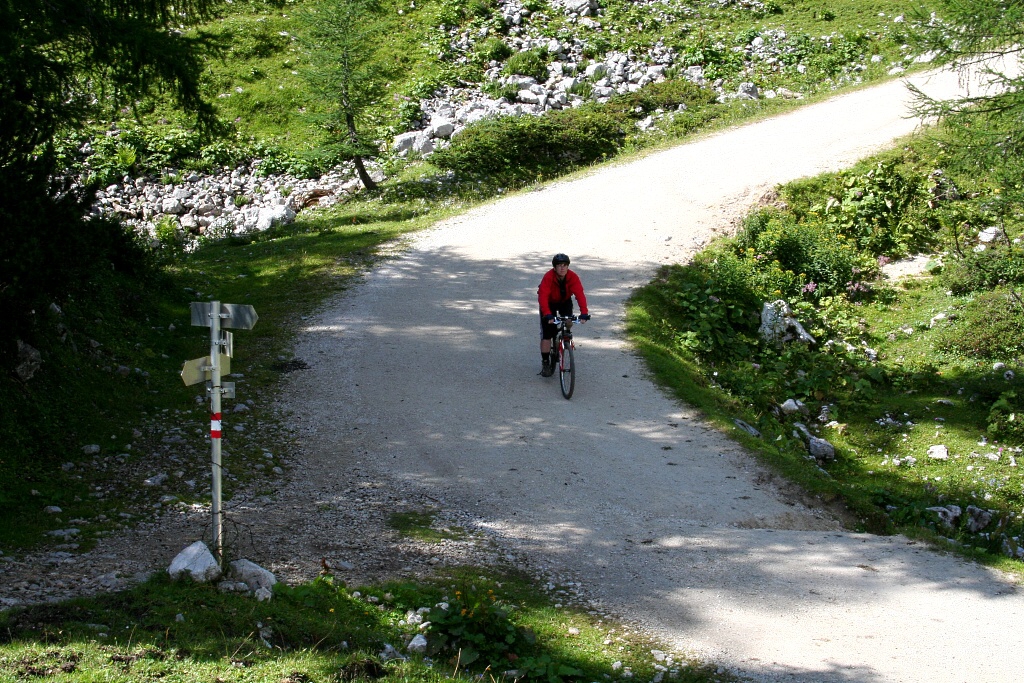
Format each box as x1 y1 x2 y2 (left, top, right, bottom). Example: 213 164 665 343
47 528 80 539
407 633 428 653
551 0 595 16
168 541 222 583
143 473 169 486
229 558 277 593
81 444 101 455
15 340 42 382
380 643 407 661
254 205 296 233
43 506 62 514
737 82 759 99
759 300 816 346
780 398 808 416
161 197 185 214
427 117 455 139
927 445 949 460
636 115 655 131
732 419 761 438
808 436 835 461
978 226 1002 243
966 505 992 532
393 131 434 155
926 505 962 528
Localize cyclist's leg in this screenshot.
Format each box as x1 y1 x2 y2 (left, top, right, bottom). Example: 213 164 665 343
539 312 556 376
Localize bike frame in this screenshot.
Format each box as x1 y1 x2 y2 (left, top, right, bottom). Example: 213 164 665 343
551 314 579 399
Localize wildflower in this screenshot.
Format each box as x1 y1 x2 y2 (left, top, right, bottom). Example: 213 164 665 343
802 281 817 294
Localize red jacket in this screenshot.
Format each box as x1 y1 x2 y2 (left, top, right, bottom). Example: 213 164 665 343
538 268 588 317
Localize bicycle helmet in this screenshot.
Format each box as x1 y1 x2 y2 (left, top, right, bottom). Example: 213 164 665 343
552 253 571 267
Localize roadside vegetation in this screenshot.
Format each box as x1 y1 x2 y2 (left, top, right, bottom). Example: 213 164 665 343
627 102 1024 574
0 567 726 683
3 0 1021 680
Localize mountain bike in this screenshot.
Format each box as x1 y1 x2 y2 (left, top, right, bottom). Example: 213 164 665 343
549 314 583 399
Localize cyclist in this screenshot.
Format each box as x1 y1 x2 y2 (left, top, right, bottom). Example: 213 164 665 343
538 253 590 377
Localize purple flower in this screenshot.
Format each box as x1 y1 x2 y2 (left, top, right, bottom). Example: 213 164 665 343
802 281 817 294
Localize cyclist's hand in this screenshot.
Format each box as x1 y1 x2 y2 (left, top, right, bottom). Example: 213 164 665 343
543 314 554 323
579 314 591 322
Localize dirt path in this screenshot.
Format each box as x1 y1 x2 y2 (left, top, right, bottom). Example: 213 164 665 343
282 67 1023 683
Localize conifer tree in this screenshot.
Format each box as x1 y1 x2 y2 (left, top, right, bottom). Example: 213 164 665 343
299 0 387 191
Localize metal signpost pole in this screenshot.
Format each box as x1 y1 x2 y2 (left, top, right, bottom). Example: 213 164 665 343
183 300 255 568
209 301 223 564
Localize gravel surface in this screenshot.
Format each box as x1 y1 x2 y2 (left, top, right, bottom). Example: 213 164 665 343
3 66 1022 683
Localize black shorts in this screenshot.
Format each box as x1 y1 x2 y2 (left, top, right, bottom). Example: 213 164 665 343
539 302 573 340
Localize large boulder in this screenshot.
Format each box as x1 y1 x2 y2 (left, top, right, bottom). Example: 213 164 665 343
168 541 221 583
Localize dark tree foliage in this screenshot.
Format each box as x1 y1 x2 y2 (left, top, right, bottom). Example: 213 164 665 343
0 0 220 358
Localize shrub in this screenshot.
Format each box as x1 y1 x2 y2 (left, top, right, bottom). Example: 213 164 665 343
987 390 1024 442
815 161 927 257
474 36 512 63
503 48 548 81
650 253 763 362
736 209 872 299
425 584 535 668
936 290 1024 360
430 106 625 184
606 78 718 119
942 243 1024 294
481 79 520 102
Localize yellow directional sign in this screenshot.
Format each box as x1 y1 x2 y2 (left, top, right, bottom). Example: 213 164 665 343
180 354 232 386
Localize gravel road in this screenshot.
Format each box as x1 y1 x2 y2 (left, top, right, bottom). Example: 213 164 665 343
281 66 1023 683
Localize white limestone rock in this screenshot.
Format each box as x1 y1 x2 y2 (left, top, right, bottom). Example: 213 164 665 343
168 541 221 583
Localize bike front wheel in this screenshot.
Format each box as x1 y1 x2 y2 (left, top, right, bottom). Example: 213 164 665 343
559 341 575 399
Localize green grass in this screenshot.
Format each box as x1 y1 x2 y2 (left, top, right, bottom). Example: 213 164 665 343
388 511 467 543
0 568 726 683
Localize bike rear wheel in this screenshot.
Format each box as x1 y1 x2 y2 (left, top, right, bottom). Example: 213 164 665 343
559 341 575 399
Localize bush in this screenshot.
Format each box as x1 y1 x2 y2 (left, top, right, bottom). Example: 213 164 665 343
942 243 1024 295
425 584 535 668
474 36 512 63
430 106 625 184
606 78 719 119
649 253 763 363
503 48 549 81
816 161 927 257
987 390 1024 442
481 79 520 102
936 290 1024 360
736 209 873 299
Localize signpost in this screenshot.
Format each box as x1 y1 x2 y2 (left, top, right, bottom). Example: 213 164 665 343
181 301 258 564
